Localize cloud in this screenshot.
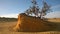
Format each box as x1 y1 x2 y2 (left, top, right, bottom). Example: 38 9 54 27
0 13 18 18
45 11 60 18
44 4 60 18
0 11 60 18
51 4 60 9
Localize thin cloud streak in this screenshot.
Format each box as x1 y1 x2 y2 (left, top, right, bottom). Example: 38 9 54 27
0 14 18 18
51 4 60 9
45 11 60 18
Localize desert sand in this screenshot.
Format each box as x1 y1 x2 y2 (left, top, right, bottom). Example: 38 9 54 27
0 18 60 34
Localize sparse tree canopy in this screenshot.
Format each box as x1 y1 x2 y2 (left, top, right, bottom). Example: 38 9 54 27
25 0 52 19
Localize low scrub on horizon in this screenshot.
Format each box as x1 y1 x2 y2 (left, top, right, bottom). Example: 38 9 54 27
0 18 17 22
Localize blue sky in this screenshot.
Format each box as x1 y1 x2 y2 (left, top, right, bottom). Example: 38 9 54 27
0 0 60 18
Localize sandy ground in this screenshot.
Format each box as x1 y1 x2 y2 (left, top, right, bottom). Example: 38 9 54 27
0 19 60 34
0 21 17 32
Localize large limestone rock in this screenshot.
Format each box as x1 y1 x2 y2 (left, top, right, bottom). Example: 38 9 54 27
13 13 54 32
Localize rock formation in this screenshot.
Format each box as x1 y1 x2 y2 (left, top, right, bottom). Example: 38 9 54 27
13 13 54 32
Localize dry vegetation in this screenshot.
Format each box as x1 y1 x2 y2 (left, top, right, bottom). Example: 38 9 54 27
47 18 60 22
0 16 60 34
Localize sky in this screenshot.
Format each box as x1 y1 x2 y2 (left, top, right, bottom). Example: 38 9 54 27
0 0 60 18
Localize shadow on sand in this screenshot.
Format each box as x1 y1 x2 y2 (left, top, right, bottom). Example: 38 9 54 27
43 21 60 32
10 21 60 32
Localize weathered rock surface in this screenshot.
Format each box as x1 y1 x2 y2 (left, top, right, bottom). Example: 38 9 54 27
13 13 55 32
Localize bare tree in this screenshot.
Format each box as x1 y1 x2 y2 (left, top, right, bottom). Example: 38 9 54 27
25 0 40 17
25 0 52 19
40 0 52 19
